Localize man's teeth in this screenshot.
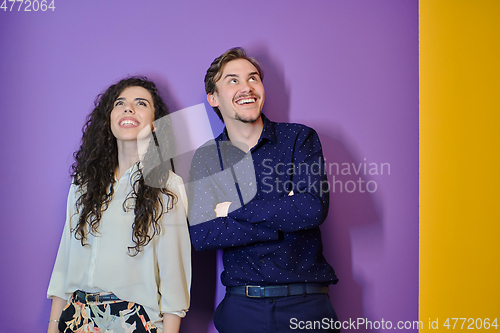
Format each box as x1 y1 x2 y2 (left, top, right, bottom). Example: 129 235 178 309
237 98 256 105
120 120 138 126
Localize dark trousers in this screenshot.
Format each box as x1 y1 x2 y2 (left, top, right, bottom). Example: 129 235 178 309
214 293 339 333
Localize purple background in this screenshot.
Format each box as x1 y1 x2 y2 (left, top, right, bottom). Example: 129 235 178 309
0 0 418 332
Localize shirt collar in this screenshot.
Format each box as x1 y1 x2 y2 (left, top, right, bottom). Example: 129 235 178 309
219 113 277 145
116 162 141 182
259 113 277 144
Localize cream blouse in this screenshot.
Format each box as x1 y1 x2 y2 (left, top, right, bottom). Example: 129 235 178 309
47 166 191 331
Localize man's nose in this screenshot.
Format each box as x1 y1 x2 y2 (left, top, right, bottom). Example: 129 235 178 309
240 81 253 93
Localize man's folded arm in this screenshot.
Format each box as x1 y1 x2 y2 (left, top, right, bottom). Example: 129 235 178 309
189 215 279 251
188 146 279 251
229 128 330 232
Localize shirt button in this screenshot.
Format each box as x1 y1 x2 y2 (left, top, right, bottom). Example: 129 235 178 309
249 182 253 186
261 259 265 263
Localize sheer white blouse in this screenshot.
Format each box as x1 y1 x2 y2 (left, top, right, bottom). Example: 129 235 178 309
47 166 191 330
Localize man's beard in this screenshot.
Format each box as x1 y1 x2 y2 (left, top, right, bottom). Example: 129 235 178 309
234 110 261 124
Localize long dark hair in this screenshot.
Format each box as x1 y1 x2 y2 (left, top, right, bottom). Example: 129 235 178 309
71 76 176 256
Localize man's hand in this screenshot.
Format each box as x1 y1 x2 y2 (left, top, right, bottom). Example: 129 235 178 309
215 202 232 217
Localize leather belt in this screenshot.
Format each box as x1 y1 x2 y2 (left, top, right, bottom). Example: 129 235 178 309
74 290 121 303
227 283 329 298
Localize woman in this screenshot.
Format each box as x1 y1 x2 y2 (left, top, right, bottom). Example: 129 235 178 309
47 77 190 333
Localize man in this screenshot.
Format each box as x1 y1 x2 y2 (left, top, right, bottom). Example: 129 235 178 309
188 47 339 332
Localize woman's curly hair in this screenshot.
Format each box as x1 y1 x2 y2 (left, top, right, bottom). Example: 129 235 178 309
71 76 176 256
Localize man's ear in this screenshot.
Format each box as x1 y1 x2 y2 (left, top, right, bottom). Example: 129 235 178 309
207 93 219 107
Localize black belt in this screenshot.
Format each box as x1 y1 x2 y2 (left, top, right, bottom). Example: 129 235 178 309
74 290 121 303
227 283 329 298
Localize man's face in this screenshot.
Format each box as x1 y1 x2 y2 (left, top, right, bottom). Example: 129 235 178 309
208 58 265 124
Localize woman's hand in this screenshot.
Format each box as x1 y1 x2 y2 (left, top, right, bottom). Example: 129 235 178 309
47 296 66 333
162 313 181 333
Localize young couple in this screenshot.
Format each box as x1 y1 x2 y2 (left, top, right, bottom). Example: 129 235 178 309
48 48 339 333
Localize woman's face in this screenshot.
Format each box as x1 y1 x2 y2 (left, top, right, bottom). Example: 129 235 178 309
110 86 155 144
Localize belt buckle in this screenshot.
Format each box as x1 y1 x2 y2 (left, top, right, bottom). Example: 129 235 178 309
85 293 98 303
245 285 261 298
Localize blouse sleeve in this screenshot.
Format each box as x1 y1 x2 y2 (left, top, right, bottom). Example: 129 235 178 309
47 184 77 301
157 172 191 317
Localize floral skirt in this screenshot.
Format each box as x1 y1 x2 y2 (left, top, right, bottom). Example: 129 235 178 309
59 291 158 333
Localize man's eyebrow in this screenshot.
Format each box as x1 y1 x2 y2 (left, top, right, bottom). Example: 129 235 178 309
223 73 239 80
223 72 260 80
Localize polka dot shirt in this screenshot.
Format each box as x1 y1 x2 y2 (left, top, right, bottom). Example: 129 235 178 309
188 114 338 287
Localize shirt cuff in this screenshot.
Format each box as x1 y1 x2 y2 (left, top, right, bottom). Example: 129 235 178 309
163 310 187 318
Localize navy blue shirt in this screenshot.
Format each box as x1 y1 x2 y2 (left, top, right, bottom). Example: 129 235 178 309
188 114 338 287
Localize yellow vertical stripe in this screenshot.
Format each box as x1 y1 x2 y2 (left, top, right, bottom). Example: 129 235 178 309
420 0 500 328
